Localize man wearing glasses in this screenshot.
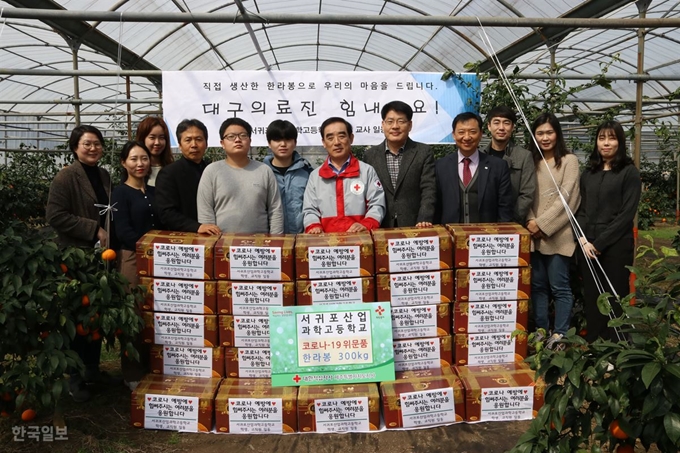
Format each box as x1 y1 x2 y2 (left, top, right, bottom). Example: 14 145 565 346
155 118 221 234
362 101 436 228
197 117 284 234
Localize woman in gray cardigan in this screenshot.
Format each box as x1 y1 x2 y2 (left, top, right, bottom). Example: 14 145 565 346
526 113 581 349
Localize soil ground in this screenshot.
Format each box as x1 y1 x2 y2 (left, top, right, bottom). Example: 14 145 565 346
1 226 676 453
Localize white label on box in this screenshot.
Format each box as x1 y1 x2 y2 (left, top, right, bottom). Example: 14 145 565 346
144 394 199 432
154 314 205 347
238 348 272 378
467 301 518 333
315 396 370 433
153 279 205 314
388 237 440 273
153 244 205 280
400 387 456 428
391 305 439 340
232 283 283 316
162 346 213 378
310 278 363 305
480 386 534 422
468 234 520 268
308 246 361 279
229 246 282 281
393 338 441 371
468 268 520 301
234 316 270 348
389 272 442 306
228 398 283 434
467 333 515 365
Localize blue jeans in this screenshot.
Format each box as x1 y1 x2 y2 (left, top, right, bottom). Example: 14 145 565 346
531 251 573 335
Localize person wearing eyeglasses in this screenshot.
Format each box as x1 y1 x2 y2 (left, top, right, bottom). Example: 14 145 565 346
197 117 284 234
155 119 221 234
362 100 435 228
46 125 117 402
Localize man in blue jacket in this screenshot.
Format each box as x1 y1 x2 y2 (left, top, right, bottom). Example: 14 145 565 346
264 120 313 233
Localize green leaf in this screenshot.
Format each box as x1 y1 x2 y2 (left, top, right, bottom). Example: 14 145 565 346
51 379 63 401
596 293 612 316
641 362 662 388
664 412 680 444
661 246 679 257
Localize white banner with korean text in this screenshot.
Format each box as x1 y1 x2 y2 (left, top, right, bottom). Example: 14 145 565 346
161 71 480 147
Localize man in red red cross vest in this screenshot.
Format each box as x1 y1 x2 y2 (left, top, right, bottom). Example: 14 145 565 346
303 117 386 233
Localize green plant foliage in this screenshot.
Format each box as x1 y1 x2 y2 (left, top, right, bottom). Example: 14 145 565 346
0 221 144 415
0 151 68 226
511 240 680 453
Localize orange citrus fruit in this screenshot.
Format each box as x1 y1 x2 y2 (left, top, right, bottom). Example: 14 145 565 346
617 445 635 453
76 324 90 336
59 263 68 273
21 409 36 422
101 249 117 261
81 295 90 307
610 420 629 440
0 410 10 417
90 330 101 341
39 331 49 339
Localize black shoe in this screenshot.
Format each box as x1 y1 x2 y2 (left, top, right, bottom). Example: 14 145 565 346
68 376 91 403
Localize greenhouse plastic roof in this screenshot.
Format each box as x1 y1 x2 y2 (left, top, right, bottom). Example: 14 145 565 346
0 0 679 126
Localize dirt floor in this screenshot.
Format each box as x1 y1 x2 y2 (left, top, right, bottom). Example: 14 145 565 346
1 227 675 453
0 369 532 453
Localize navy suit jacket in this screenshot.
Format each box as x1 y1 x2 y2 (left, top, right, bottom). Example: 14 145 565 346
434 151 514 224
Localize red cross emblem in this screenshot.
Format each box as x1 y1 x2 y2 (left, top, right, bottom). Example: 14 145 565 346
353 184 361 191
293 374 301 383
375 306 384 316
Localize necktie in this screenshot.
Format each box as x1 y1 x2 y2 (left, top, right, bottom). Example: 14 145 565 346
463 157 472 187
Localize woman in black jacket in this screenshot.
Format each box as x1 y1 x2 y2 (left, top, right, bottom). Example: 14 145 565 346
576 120 641 342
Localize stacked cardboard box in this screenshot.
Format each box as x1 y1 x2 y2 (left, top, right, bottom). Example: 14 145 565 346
372 226 454 372
214 234 296 379
447 224 531 367
136 231 222 380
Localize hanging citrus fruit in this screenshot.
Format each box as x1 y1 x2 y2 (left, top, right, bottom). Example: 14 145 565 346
101 249 117 261
609 420 629 440
81 295 90 307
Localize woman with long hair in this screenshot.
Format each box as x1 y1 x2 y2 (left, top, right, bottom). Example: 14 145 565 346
135 116 174 186
576 120 641 342
526 112 581 349
111 140 159 390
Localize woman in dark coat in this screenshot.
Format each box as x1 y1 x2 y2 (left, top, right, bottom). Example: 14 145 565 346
46 125 117 402
576 120 641 342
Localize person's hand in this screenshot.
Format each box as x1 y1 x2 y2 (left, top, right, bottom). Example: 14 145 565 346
347 222 368 233
198 224 221 235
526 219 540 235
582 241 599 259
306 226 323 234
415 222 433 228
97 227 108 249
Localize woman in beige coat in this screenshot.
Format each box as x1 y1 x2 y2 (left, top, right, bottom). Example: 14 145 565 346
526 113 581 349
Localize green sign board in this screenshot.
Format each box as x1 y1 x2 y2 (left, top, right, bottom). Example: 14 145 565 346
269 302 395 387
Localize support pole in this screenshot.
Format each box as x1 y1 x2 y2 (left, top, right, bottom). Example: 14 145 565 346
126 76 132 139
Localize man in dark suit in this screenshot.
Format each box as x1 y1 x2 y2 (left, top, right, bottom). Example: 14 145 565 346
435 112 513 224
155 118 220 234
363 100 436 228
